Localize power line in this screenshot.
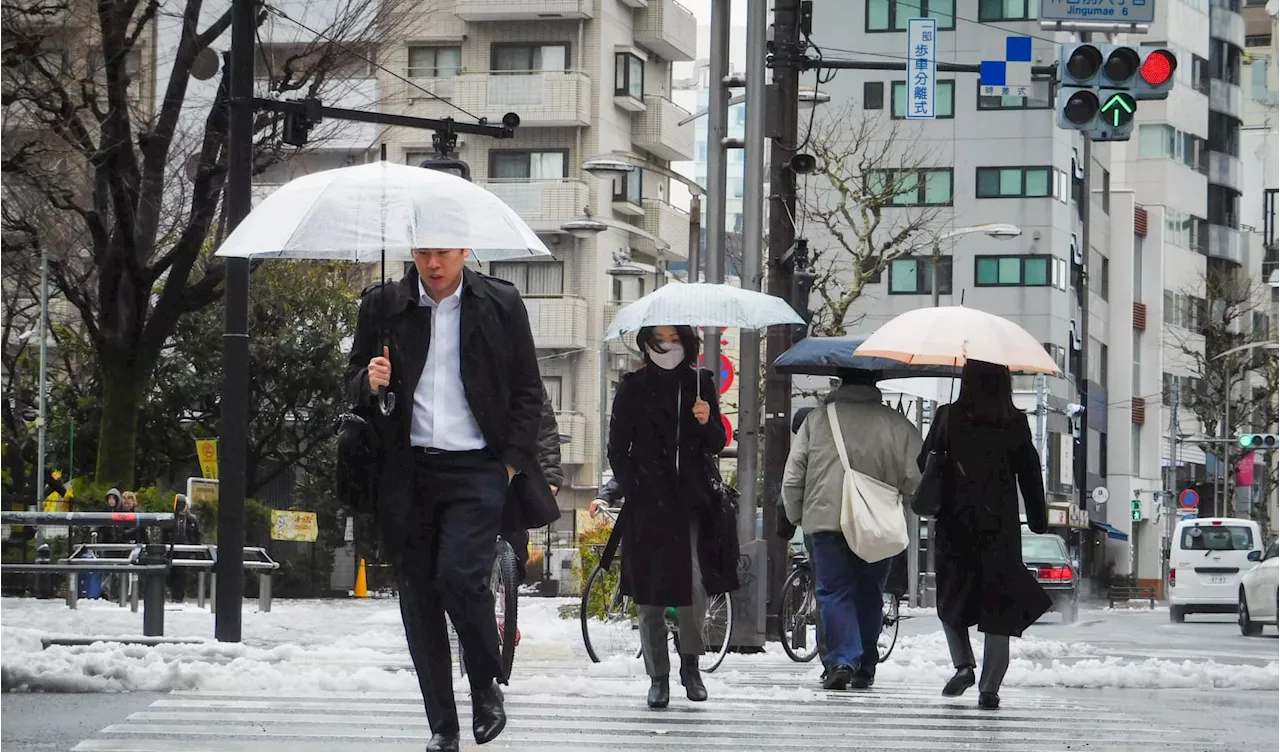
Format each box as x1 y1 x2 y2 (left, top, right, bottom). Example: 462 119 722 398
260 3 483 123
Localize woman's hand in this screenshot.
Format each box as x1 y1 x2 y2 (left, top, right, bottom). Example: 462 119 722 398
692 398 710 425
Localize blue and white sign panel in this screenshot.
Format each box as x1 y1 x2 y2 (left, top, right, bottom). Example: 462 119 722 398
980 35 1032 98
1040 0 1155 24
906 18 937 119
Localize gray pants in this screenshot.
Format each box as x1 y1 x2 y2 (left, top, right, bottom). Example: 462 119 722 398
942 623 1010 694
638 524 706 678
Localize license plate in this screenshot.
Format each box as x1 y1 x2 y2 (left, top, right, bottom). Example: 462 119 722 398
1209 576 1227 584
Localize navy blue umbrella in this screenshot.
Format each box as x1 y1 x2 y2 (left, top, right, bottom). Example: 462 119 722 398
772 335 962 380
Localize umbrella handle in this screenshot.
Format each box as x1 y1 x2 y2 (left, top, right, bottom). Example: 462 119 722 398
378 387 396 417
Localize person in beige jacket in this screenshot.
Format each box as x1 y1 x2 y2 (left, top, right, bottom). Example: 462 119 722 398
782 373 923 690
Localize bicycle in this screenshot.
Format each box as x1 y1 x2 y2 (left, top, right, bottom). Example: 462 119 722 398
458 536 520 680
777 545 901 664
579 507 734 672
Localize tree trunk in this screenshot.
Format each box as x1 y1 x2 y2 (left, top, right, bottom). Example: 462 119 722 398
94 368 147 488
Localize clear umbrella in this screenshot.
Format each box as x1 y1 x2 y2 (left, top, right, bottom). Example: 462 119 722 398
603 283 803 342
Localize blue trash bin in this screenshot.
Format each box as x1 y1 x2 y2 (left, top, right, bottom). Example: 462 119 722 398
74 551 103 599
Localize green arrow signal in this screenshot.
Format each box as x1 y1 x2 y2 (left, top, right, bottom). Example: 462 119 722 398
1099 93 1137 128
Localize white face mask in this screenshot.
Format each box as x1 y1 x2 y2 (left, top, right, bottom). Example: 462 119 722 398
647 343 685 370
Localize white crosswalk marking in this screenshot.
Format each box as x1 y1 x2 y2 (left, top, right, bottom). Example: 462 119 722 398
72 658 1218 751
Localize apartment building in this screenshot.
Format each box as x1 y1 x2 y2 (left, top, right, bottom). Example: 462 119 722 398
806 0 1270 590
376 1 698 517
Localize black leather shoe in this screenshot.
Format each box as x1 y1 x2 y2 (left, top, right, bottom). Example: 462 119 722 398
647 675 670 708
679 654 708 702
978 691 1000 710
942 666 976 697
425 732 460 752
471 682 506 744
822 664 854 690
850 669 875 689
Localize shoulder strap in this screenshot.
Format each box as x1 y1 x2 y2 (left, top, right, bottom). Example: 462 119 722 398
826 403 852 472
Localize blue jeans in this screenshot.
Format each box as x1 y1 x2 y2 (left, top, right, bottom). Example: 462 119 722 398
810 532 891 672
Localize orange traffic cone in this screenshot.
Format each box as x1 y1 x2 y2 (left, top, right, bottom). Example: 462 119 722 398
354 558 369 598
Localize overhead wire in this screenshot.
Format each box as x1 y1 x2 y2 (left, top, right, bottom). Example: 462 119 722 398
260 3 484 123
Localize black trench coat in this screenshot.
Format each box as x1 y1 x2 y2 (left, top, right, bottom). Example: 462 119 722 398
919 404 1052 637
606 365 736 607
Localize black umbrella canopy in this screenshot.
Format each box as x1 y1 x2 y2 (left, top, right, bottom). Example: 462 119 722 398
772 335 963 380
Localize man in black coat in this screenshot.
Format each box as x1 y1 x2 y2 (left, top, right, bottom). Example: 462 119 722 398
347 247 558 752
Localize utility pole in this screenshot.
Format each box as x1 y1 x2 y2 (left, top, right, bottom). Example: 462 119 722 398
216 0 256 643
702 0 731 381
762 0 802 637
736 0 767 544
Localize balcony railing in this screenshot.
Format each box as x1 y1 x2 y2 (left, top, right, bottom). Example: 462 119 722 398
478 179 589 234
635 0 697 62
454 0 593 21
524 296 589 350
639 199 690 260
453 71 591 127
634 96 695 162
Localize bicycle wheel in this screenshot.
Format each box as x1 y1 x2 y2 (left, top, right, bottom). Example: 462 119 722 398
702 590 733 672
877 592 900 663
580 561 640 663
779 565 819 663
492 538 519 679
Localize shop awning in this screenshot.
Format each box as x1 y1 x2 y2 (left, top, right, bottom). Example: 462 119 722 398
1090 520 1129 542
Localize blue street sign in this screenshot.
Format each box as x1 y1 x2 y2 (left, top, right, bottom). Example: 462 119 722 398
980 35 1033 98
1040 0 1156 24
1178 488 1199 508
906 18 937 120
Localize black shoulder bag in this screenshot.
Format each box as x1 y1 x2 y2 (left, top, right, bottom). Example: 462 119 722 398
910 406 953 517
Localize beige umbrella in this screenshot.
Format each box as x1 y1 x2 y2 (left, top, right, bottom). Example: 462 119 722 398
854 306 1061 375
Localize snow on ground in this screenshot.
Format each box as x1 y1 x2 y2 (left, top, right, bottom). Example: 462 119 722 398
3 596 1276 695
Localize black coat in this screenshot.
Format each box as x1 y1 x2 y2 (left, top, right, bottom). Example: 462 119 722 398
345 267 559 560
919 404 1051 637
606 365 736 606
536 387 564 490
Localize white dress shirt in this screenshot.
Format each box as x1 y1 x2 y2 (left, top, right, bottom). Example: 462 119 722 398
410 279 488 451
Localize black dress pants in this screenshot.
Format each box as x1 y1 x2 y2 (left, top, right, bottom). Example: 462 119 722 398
396 448 508 737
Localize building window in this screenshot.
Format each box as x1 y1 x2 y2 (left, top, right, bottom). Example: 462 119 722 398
1101 169 1110 214
975 166 1053 198
489 150 567 179
979 0 1035 20
888 256 952 295
891 80 955 118
866 0 956 31
974 255 1054 286
860 256 884 284
864 81 885 110
543 376 563 411
1138 124 1207 173
1163 209 1209 251
492 43 569 73
1245 34 1272 48
868 168 954 206
489 261 564 296
1044 343 1068 374
614 52 644 99
1131 425 1141 471
613 167 642 205
407 45 461 78
976 79 1052 110
1163 290 1206 330
1090 250 1110 300
1088 338 1109 384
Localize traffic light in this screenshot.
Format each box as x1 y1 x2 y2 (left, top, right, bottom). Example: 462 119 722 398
1131 497 1143 522
1056 43 1173 142
1237 434 1279 451
1133 47 1178 100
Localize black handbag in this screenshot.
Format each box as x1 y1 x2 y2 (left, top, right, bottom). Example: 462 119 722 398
335 407 380 515
910 406 951 517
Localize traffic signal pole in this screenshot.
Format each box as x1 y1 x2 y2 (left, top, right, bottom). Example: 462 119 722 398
1076 31 1092 528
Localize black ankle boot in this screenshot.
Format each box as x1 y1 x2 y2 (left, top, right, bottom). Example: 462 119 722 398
647 675 670 708
679 654 708 702
942 666 976 697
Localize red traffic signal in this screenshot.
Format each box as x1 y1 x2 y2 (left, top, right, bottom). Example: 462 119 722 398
1140 49 1176 86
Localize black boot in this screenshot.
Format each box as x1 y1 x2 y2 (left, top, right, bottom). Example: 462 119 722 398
942 666 976 697
679 654 708 702
425 732 460 752
471 681 506 744
822 664 854 690
647 675 670 708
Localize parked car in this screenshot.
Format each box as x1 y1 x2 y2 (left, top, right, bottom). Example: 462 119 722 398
1021 532 1079 623
1238 539 1279 636
1169 517 1263 623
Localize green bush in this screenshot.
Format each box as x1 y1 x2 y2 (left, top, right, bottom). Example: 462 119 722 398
574 524 634 621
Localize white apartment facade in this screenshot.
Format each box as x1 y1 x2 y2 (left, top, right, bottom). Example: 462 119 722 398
377 0 699 518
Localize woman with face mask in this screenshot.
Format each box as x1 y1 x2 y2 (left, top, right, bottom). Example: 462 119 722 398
606 325 734 709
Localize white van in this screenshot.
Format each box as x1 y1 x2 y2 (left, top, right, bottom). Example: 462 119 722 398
1169 517 1264 623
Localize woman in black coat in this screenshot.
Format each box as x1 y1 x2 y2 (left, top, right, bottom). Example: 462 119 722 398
607 325 735 709
917 359 1050 710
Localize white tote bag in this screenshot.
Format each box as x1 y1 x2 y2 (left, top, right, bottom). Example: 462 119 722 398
827 403 909 564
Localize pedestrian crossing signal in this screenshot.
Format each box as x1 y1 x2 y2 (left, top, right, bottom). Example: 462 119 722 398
1131 498 1142 522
